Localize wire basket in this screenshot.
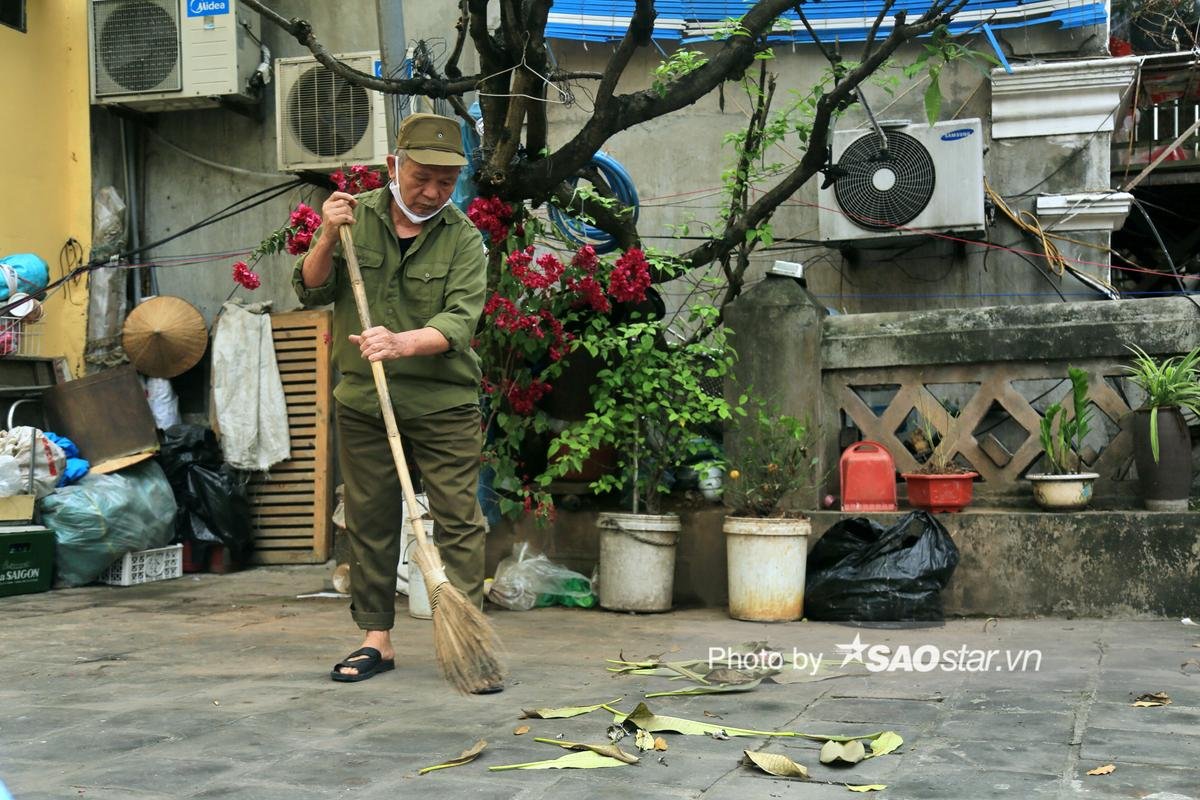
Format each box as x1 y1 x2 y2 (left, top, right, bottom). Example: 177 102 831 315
101 544 184 587
0 316 43 358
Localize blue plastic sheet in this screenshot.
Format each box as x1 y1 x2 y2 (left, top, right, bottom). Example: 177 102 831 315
0 253 49 302
43 432 90 486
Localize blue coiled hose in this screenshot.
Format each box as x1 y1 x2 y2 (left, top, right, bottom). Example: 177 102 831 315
549 152 640 255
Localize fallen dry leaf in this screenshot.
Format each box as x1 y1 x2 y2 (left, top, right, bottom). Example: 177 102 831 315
653 737 668 751
513 725 530 736
1131 692 1171 708
1086 764 1116 776
703 710 723 719
489 751 629 771
419 739 488 775
634 729 656 752
534 738 640 764
847 785 887 793
742 750 809 779
821 739 867 765
866 732 904 758
711 729 731 741
520 699 622 719
1180 659 1200 674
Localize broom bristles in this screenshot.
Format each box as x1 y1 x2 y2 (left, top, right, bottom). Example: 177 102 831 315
430 581 505 694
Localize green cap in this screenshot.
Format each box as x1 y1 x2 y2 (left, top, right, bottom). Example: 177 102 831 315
395 113 467 167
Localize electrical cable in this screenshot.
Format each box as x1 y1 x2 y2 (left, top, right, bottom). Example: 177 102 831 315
145 128 294 180
0 179 304 318
1132 197 1200 313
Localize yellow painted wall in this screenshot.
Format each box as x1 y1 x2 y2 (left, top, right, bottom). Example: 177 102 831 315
0 1 91 375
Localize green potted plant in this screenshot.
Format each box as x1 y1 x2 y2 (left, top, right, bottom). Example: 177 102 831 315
1027 367 1099 510
900 397 978 513
550 289 735 613
722 405 817 622
1123 345 1200 511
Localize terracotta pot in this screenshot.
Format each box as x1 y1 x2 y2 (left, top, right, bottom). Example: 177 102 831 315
901 472 978 513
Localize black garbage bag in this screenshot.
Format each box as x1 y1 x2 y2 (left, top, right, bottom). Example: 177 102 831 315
157 424 254 564
804 511 959 623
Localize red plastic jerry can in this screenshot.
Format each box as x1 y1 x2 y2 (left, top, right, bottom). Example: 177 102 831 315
839 441 898 511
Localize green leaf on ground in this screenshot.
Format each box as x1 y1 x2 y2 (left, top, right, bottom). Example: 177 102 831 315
418 739 487 775
741 749 809 779
488 751 631 771
520 699 623 719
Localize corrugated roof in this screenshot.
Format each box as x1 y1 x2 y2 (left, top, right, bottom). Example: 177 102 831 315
545 0 1106 43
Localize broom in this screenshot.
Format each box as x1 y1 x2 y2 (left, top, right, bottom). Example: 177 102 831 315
338 225 504 694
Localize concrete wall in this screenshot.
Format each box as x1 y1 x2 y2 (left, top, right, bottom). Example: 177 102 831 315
1 1 92 375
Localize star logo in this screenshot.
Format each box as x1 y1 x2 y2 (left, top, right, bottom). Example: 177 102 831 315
836 633 869 667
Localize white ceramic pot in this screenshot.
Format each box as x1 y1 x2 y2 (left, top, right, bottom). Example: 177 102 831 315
1026 473 1099 510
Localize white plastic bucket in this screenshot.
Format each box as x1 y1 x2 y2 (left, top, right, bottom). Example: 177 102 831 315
597 512 680 612
402 519 435 620
724 516 810 622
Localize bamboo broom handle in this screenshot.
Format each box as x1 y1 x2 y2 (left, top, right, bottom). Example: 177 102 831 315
338 226 442 578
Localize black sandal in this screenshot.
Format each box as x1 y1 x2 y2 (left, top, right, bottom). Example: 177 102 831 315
330 647 395 683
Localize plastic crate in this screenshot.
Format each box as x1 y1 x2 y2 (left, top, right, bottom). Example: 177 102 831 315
101 544 184 586
0 315 43 357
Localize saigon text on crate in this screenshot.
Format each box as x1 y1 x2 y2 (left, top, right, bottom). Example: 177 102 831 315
101 544 184 586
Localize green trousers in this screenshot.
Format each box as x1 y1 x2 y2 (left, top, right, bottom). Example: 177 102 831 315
336 402 487 630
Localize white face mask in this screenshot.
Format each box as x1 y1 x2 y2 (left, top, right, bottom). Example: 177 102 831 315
389 179 452 225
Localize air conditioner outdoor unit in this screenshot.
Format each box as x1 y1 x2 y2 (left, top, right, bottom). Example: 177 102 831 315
89 0 262 111
818 118 986 244
275 52 389 173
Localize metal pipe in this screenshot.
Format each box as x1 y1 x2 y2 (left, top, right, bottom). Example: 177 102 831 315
375 1 409 145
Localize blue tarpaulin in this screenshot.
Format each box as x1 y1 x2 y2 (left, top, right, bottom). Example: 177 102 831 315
544 0 1106 43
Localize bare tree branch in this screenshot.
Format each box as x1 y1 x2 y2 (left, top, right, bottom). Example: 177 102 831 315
550 183 640 252
680 0 967 272
511 0 799 198
794 6 842 73
242 0 478 96
445 0 471 80
863 0 897 58
595 0 658 107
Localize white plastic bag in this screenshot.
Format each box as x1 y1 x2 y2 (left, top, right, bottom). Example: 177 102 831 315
0 427 66 499
144 376 182 429
0 454 22 497
487 542 594 611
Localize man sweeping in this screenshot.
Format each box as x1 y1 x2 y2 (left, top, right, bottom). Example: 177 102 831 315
293 113 499 691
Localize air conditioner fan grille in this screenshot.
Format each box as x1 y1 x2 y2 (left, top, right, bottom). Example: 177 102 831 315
287 65 372 158
95 0 180 95
833 129 936 232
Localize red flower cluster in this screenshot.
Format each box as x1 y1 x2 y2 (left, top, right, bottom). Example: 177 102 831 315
608 247 652 303
232 260 261 290
467 196 514 242
506 246 566 292
565 274 610 313
330 165 384 195
507 379 552 415
286 203 322 256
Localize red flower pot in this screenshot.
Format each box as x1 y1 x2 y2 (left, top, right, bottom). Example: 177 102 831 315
901 472 978 513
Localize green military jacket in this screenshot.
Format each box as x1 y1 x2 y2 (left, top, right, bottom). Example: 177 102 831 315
292 187 486 419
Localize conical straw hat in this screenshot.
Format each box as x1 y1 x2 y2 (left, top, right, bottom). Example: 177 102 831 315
122 296 207 378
